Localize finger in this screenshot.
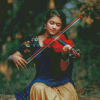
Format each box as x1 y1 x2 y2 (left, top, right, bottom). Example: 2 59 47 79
21 58 27 65
14 61 19 70
16 63 20 70
69 46 72 50
64 45 71 51
18 62 24 69
19 60 26 67
67 50 70 54
66 45 72 51
64 48 70 53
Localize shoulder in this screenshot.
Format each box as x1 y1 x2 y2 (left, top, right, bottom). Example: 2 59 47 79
24 35 34 41
23 35 38 44
23 35 40 48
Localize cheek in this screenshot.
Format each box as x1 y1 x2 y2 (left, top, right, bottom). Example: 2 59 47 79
57 27 61 32
46 24 51 30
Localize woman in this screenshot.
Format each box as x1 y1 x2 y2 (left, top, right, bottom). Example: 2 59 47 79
8 9 78 100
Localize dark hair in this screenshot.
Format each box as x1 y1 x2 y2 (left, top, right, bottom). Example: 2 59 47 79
37 9 66 36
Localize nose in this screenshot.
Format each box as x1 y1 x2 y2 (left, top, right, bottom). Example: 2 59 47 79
52 24 56 29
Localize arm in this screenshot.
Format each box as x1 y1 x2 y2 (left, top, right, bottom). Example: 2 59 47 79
60 45 72 71
8 51 27 70
8 35 34 70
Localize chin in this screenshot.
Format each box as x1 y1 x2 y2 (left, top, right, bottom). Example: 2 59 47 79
49 32 57 36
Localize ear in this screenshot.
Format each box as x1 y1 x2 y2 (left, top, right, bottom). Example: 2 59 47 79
44 24 46 29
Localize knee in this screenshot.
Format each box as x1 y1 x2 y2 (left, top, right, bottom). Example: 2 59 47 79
31 82 47 91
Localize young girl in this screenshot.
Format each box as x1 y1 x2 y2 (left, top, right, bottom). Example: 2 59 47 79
8 9 78 100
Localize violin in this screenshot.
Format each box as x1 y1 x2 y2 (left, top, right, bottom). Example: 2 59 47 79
43 34 81 58
26 16 82 64
43 34 74 52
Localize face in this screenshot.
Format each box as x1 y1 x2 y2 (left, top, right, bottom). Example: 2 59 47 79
45 15 62 35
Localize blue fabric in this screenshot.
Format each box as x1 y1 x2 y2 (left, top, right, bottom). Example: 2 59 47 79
15 35 74 100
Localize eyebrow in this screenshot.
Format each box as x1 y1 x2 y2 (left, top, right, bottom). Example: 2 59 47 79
49 20 62 24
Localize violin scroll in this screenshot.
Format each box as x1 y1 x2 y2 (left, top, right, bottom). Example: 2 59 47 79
69 48 81 59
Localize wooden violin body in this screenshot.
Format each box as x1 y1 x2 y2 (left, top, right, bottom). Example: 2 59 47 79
43 34 81 59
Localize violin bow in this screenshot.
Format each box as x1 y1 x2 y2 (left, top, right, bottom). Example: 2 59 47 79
26 16 82 64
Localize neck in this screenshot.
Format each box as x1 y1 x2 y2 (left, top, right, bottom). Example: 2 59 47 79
39 30 49 40
38 31 49 47
43 30 49 38
38 30 48 40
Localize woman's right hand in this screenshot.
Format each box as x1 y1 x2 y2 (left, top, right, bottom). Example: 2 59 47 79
8 51 27 70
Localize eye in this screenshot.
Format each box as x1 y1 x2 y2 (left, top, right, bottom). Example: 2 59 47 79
57 24 61 27
50 21 54 25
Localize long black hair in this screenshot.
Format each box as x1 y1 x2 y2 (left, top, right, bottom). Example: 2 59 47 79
37 9 66 36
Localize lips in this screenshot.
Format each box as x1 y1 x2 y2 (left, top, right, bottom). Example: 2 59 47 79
51 29 56 33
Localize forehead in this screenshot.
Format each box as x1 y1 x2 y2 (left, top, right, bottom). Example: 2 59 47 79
48 15 62 24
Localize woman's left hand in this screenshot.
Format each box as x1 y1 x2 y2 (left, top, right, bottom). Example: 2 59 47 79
62 45 72 57
60 45 72 71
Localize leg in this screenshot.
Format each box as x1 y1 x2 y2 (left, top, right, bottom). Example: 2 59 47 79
56 82 78 100
30 82 58 100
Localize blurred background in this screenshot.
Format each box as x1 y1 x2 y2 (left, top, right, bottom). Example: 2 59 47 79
0 0 100 99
